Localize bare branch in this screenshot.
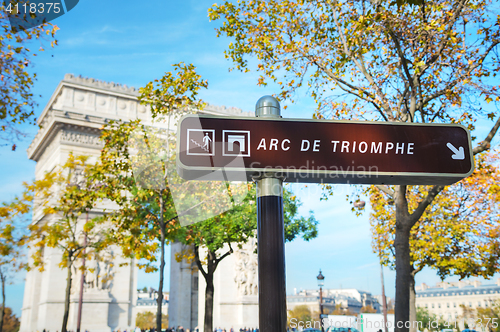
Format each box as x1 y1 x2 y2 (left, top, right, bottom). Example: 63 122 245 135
419 39 500 109
329 0 393 119
386 28 414 93
473 116 500 155
375 185 395 198
410 184 445 226
306 55 389 120
215 246 234 267
194 245 208 279
418 0 469 78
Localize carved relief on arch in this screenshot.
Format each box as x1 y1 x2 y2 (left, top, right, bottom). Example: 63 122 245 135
96 94 109 111
74 90 86 104
60 129 104 148
71 249 115 294
138 104 148 113
234 238 258 297
117 99 129 112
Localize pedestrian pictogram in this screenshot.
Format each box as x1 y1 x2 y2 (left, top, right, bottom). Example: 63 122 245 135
186 129 215 156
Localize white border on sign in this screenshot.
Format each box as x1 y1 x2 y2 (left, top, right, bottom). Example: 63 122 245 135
186 129 215 156
222 130 251 157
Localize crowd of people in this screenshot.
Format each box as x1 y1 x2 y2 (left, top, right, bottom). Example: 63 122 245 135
137 327 259 332
213 328 259 332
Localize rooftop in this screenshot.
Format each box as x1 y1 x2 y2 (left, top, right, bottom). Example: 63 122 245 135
415 279 500 298
137 298 168 306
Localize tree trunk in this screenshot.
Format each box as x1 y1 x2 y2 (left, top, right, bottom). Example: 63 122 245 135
409 271 417 332
62 253 73 332
380 263 388 332
394 185 411 332
157 193 165 332
203 250 216 332
0 270 5 332
194 245 233 332
77 232 88 332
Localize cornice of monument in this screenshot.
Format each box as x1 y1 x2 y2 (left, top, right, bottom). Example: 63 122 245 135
62 73 141 96
27 73 253 161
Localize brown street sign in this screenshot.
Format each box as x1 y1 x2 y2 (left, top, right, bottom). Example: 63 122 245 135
176 115 474 185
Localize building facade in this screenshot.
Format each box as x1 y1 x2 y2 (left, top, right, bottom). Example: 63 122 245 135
287 288 381 314
287 291 336 314
416 279 500 321
135 289 169 316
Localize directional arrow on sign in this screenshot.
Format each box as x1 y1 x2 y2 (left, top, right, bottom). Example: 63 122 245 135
446 143 465 160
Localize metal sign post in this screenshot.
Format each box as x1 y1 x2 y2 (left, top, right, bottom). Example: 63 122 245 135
175 95 475 332
254 96 287 332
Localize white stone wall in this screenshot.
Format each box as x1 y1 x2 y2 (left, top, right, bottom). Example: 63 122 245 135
168 242 198 331
197 241 259 332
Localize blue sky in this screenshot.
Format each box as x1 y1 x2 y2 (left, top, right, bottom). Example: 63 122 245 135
1 0 499 318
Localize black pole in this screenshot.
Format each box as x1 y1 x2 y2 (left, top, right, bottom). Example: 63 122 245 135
320 287 324 332
255 96 287 332
380 262 389 332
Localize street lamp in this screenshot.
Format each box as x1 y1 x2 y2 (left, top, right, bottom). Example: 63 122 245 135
317 270 325 332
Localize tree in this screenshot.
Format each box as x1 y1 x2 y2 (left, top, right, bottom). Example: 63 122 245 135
460 304 477 328
476 300 500 332
94 61 209 332
329 304 355 315
98 120 260 332
97 120 240 332
0 185 32 332
288 305 313 327
415 307 432 331
29 154 109 332
177 185 318 332
208 0 500 329
0 8 58 150
370 149 500 326
136 311 168 329
360 306 377 313
0 307 19 332
416 307 446 331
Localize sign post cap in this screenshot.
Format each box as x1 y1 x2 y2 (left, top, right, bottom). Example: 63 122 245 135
255 95 281 118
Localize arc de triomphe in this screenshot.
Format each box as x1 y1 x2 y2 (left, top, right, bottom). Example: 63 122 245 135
20 74 259 332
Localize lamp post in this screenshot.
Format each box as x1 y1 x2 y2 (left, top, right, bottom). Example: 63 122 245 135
317 270 325 332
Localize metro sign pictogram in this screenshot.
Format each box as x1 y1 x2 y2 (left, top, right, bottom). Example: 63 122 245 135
177 115 474 185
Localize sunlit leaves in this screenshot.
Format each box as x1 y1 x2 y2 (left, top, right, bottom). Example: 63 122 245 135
370 150 500 279
24 152 113 331
95 62 210 274
29 153 111 272
178 184 318 255
139 62 208 119
210 0 499 125
210 0 500 322
0 182 33 279
0 9 58 148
